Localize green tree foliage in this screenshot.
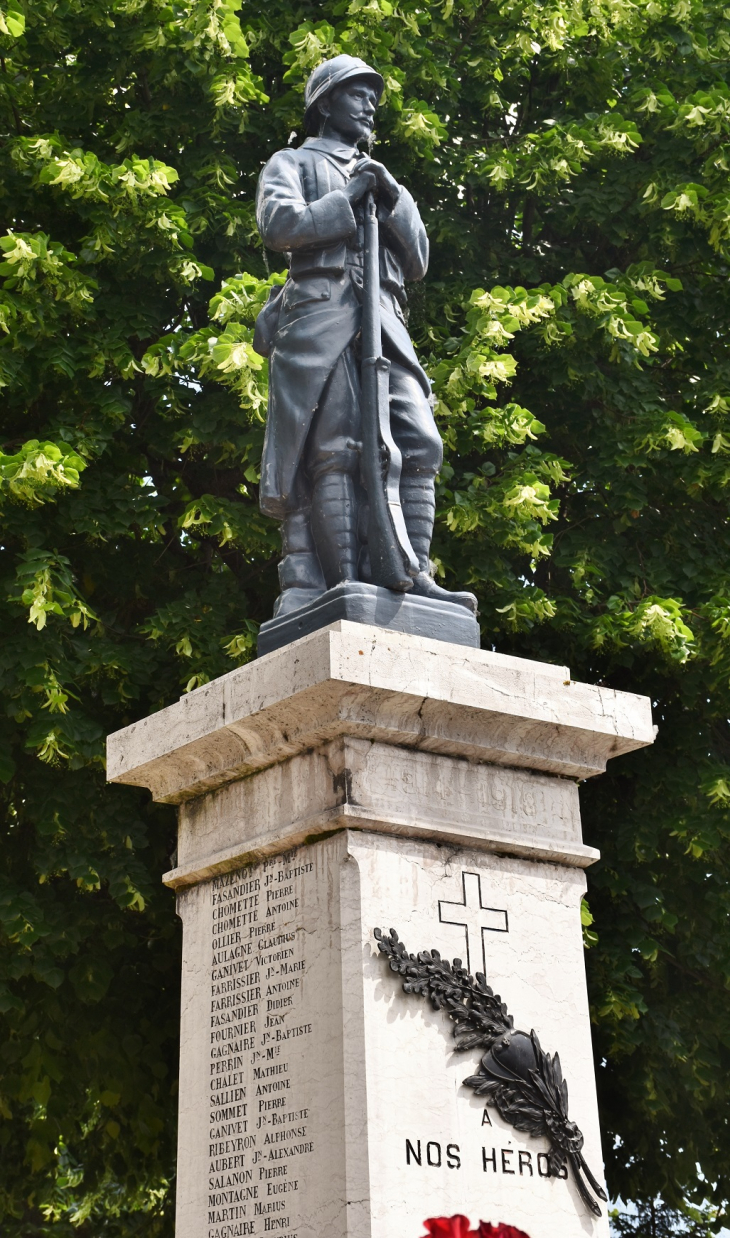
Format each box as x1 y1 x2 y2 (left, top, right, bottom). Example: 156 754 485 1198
610 1198 722 1238
1 0 729 1231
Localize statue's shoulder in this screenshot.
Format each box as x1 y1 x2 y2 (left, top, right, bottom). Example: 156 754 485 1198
261 144 315 179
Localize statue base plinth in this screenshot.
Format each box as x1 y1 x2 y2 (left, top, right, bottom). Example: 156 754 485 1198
257 580 480 656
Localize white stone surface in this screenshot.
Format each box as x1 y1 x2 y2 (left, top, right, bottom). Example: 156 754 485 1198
175 831 608 1238
356 832 606 1238
165 738 597 890
107 622 655 803
105 630 654 1238
176 843 348 1238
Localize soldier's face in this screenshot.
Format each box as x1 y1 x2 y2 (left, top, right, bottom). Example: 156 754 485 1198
320 78 379 144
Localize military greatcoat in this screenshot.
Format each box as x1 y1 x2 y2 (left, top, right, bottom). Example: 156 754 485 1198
255 135 432 519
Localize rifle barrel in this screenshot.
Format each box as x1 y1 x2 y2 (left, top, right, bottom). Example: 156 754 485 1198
358 187 420 589
362 193 381 361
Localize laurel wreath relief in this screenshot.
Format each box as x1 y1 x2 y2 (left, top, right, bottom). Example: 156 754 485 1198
374 927 608 1219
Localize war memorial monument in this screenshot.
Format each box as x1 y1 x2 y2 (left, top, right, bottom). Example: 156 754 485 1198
107 54 655 1238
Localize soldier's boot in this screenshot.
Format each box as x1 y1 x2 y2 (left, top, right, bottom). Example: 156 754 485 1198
273 508 326 618
400 475 478 615
311 471 359 588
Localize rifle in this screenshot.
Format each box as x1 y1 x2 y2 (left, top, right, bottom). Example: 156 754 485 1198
360 190 419 591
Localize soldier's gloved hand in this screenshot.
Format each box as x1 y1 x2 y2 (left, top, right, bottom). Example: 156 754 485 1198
344 169 377 205
355 158 401 210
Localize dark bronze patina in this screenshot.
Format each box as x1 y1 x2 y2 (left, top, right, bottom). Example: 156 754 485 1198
253 55 479 654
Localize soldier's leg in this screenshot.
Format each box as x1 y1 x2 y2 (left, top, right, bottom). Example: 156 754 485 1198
305 349 362 588
389 363 441 570
390 363 477 614
273 503 326 618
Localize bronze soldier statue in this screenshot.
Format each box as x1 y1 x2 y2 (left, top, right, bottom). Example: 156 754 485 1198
253 54 478 652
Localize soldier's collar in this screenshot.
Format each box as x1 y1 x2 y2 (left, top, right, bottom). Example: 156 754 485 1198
302 136 361 162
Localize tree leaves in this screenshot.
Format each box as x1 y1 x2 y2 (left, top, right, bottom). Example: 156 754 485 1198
0 0 729 1230
0 442 86 507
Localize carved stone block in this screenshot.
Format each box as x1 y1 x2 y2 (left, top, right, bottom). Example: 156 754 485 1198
106 627 655 1238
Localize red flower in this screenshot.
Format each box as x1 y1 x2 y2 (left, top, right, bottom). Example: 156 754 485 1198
423 1219 474 1238
478 1225 532 1238
423 1218 531 1238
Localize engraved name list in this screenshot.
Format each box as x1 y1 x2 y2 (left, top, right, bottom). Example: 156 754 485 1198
207 856 315 1238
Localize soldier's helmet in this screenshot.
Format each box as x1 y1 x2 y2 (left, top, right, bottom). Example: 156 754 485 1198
303 54 384 136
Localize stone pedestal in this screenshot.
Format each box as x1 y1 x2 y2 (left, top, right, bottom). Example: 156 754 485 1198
107 622 654 1238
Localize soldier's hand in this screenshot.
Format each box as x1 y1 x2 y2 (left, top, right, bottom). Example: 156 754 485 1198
356 158 401 209
344 170 377 205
